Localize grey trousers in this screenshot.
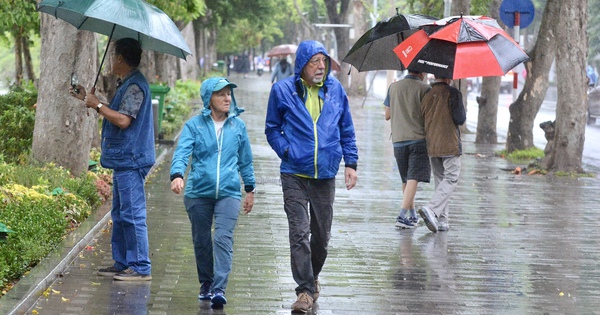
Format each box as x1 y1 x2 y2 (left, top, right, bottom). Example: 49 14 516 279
280 173 335 296
428 156 461 219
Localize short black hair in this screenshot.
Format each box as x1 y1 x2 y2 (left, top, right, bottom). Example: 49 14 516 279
407 69 421 74
115 38 142 68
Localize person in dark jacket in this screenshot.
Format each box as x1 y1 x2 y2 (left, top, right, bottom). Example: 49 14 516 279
418 74 466 233
265 40 358 313
70 38 155 281
170 77 256 309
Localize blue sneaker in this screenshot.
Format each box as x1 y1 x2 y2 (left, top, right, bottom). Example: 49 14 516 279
418 206 438 233
395 216 416 229
409 216 420 226
198 282 212 300
211 290 227 309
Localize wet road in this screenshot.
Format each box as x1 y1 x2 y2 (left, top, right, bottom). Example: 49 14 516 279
3 71 600 314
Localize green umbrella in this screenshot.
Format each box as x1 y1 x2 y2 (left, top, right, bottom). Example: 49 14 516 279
37 0 192 87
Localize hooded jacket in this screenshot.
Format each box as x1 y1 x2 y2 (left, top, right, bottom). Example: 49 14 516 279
265 40 358 179
170 77 255 199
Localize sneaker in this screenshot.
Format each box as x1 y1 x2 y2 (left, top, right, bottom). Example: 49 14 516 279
198 282 213 300
409 216 420 226
395 216 417 229
418 206 438 233
291 292 313 313
113 267 152 281
210 290 227 309
313 280 321 301
97 265 124 277
438 218 450 232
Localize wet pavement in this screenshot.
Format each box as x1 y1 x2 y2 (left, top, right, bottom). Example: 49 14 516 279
3 72 600 315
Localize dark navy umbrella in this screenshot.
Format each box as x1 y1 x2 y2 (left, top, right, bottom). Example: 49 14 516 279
343 13 437 72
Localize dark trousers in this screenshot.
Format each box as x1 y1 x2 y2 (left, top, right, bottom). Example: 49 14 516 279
280 173 335 296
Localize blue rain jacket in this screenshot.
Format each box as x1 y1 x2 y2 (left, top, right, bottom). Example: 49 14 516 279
265 40 358 179
170 77 255 199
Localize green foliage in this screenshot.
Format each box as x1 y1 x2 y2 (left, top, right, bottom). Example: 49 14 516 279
147 0 205 22
498 147 545 162
0 161 104 293
161 80 200 136
0 82 37 164
0 0 39 40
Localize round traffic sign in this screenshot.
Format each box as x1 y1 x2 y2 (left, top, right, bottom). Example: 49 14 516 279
499 0 535 28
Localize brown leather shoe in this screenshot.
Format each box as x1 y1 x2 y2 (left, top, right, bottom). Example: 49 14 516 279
291 292 313 313
313 280 321 301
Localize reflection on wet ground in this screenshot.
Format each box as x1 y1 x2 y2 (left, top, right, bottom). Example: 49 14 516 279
8 72 600 314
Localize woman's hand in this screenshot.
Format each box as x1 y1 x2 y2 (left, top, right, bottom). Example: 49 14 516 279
171 178 184 194
243 192 254 214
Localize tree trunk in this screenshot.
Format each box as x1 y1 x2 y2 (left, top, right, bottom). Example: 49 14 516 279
324 0 351 90
14 33 23 86
32 14 98 177
347 0 367 97
22 36 35 82
474 0 502 144
506 0 558 152
476 76 501 143
542 0 587 173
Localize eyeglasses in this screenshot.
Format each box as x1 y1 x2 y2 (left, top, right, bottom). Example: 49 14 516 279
308 57 328 66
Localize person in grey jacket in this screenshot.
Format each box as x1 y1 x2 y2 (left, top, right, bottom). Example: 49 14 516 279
270 57 293 83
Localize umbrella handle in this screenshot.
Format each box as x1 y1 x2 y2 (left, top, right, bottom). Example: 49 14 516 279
93 25 116 90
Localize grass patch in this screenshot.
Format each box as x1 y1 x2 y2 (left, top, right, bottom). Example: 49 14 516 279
497 147 545 163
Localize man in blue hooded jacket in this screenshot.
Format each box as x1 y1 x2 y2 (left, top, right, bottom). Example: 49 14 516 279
265 40 358 313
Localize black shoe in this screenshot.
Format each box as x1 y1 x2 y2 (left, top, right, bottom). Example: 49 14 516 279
198 282 213 300
113 267 152 281
211 290 227 309
97 266 124 277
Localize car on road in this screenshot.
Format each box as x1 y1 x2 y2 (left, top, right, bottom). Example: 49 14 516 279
587 85 600 125
500 71 514 94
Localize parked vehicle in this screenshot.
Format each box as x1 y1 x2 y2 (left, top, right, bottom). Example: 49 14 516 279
500 71 514 94
587 85 600 125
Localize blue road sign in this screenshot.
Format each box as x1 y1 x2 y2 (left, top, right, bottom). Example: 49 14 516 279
499 0 535 28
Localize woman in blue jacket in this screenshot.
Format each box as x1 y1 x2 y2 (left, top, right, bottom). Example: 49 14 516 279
170 77 255 309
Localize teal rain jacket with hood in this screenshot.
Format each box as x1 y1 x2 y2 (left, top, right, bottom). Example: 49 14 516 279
265 40 358 179
170 77 255 199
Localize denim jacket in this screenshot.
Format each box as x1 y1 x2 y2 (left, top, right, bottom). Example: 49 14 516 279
100 70 155 170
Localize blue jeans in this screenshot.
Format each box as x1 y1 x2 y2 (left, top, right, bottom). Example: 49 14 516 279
280 174 335 296
184 196 241 294
111 166 151 275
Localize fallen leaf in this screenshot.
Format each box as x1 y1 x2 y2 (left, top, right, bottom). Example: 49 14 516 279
61 296 70 302
51 289 60 294
91 282 101 286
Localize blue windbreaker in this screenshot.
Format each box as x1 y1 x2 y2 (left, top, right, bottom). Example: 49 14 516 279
265 40 358 179
170 77 255 199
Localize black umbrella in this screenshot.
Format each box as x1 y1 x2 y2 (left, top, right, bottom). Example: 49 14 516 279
343 13 437 72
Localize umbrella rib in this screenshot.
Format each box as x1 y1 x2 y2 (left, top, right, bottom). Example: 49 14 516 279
93 24 116 89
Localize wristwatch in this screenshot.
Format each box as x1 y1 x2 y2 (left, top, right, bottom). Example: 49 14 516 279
96 103 103 113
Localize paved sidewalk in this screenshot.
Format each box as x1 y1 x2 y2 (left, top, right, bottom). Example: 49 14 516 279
3 72 600 315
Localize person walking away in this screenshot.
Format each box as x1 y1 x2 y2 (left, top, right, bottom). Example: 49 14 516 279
271 56 293 84
70 38 155 281
384 69 431 229
418 74 466 233
170 77 256 309
265 40 359 313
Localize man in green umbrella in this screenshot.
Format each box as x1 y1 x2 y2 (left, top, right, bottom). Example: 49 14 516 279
70 38 155 281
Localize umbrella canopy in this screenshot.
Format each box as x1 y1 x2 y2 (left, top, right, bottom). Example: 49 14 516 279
343 14 437 72
393 15 528 79
38 0 192 87
267 44 298 57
